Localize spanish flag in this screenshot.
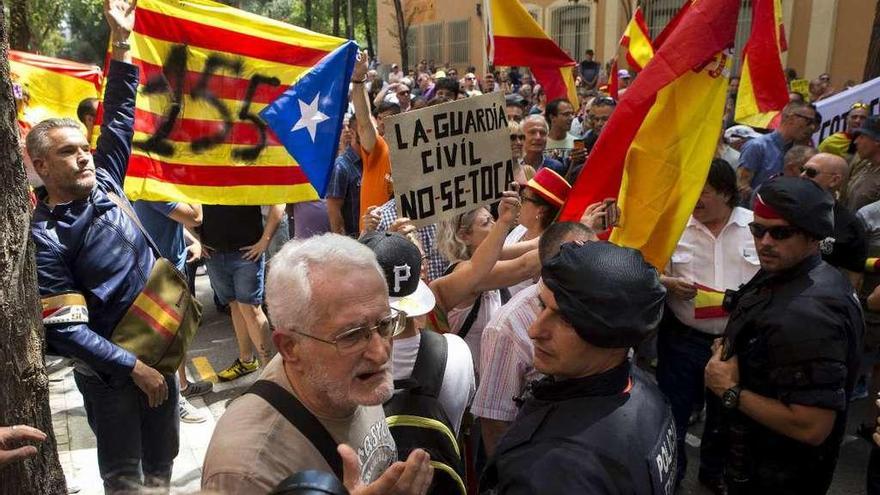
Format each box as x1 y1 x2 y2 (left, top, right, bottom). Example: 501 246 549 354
693 284 728 319
121 0 348 205
484 0 577 103
10 51 102 127
621 8 654 71
734 0 789 128
559 0 740 270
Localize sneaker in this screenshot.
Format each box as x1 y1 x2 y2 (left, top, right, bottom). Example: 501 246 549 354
179 397 207 424
181 380 213 399
217 358 260 382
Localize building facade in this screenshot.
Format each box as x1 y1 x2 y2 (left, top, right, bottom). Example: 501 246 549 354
376 0 874 86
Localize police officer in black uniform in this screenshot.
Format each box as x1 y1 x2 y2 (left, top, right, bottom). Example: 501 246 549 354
481 241 677 494
704 176 863 495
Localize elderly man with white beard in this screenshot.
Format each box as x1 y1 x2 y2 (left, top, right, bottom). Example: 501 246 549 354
203 234 433 495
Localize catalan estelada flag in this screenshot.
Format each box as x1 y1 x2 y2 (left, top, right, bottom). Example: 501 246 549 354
559 0 740 269
734 0 789 128
10 51 102 128
484 0 577 103
123 0 348 205
693 284 728 319
621 8 654 71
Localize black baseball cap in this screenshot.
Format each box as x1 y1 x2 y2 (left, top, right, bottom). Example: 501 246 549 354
360 232 436 317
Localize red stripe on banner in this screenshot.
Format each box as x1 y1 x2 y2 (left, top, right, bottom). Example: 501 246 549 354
694 307 728 319
743 0 788 112
42 307 60 318
135 58 290 105
134 8 330 67
133 108 283 147
9 51 103 89
130 305 176 342
142 289 182 322
127 154 310 187
491 36 576 68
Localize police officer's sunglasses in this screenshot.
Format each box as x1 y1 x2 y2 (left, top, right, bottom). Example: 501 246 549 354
748 222 801 240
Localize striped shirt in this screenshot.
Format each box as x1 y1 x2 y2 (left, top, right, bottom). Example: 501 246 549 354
471 283 543 421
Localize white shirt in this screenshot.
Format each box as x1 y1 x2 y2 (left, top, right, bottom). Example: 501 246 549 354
503 225 536 297
448 290 503 368
392 332 476 434
665 207 760 334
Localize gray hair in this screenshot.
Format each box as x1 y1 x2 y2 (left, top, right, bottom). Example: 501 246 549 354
521 114 548 131
26 118 82 160
265 233 385 335
783 145 817 167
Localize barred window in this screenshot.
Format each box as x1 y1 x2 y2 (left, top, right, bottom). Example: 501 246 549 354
448 20 470 65
550 5 590 60
423 23 444 64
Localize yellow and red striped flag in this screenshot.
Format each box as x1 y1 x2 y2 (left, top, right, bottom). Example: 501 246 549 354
559 0 740 269
621 7 654 71
121 0 348 205
693 284 728 319
10 51 102 128
484 0 577 103
734 0 789 128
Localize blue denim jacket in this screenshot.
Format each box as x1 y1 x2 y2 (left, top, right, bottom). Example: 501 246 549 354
31 61 150 377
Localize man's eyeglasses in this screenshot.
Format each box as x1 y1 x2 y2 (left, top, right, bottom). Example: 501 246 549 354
800 166 822 178
791 113 818 126
594 96 617 106
748 222 802 240
291 308 406 354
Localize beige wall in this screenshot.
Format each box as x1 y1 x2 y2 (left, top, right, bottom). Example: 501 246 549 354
377 0 874 85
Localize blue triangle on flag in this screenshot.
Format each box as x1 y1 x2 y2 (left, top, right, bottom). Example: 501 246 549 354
260 40 358 198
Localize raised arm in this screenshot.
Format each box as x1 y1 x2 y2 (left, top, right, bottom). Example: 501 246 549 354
350 51 378 154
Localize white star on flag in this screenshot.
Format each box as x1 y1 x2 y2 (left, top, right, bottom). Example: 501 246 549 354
291 93 329 142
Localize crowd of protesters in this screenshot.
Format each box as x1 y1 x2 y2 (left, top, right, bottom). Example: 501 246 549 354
5 1 880 494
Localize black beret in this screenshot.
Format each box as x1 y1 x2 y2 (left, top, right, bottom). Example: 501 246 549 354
542 241 666 348
753 176 834 239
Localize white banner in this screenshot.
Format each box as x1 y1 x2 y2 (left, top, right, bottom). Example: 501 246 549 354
814 77 880 143
387 92 514 227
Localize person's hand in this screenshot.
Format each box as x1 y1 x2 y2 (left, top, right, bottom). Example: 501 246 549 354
104 0 136 41
131 359 168 408
661 276 697 300
569 147 587 166
340 444 433 495
186 239 202 263
0 425 46 467
497 190 522 225
390 218 417 237
705 342 739 397
737 184 753 204
579 201 607 231
240 238 270 262
873 399 880 447
352 50 369 82
361 206 381 233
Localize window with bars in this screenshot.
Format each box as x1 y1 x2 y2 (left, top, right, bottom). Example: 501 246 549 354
550 5 590 60
642 0 753 72
406 27 419 69
423 23 444 64
448 20 470 64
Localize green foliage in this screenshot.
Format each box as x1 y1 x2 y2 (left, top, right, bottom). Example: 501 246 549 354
10 0 376 64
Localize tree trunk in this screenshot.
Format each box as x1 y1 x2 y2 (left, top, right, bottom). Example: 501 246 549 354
333 0 341 37
304 0 313 30
0 3 67 495
866 0 880 80
392 0 409 72
362 0 375 60
8 0 31 51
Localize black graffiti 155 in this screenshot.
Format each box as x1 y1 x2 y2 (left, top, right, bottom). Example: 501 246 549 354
135 44 281 162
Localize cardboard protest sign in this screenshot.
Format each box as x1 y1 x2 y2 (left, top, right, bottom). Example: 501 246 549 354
387 92 514 227
813 77 880 143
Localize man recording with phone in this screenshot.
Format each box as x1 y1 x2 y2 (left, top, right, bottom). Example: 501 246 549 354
704 176 863 494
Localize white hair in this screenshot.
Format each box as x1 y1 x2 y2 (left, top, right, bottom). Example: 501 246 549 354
265 233 385 335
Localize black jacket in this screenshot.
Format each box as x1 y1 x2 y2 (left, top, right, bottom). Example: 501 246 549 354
481 362 677 495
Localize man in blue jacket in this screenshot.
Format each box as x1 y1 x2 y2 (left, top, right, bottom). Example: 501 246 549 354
28 1 177 491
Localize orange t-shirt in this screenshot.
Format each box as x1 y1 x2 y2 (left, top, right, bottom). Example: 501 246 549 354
359 135 392 228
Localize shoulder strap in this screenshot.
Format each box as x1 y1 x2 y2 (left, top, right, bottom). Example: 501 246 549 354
105 192 163 259
409 330 448 398
458 294 482 339
247 380 343 479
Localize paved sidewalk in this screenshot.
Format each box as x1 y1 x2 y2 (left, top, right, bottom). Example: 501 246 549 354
49 364 218 494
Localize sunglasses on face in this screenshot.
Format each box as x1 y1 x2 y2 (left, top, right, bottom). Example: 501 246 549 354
800 166 821 178
748 222 802 240
791 113 818 126
852 102 869 111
